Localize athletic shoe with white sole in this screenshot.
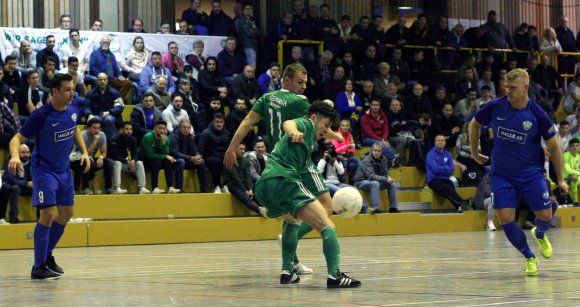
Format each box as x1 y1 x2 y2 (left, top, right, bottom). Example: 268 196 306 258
327 271 361 288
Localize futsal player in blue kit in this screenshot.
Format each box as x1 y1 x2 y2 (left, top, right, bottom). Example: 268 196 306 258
8 73 91 279
469 68 568 276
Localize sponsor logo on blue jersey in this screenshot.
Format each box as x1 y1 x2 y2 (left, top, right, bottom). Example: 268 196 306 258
497 126 527 144
55 127 75 142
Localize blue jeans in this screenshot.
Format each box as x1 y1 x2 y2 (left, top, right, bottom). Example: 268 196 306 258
362 138 396 159
244 47 257 69
354 180 398 210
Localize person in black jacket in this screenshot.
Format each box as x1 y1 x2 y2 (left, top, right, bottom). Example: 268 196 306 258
108 122 149 194
0 144 32 224
198 112 231 193
85 73 125 139
130 93 162 144
224 143 266 216
198 57 228 106
225 98 256 149
169 119 209 193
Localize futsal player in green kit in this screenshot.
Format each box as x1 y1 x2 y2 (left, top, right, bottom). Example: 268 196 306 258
224 63 342 275
255 101 361 287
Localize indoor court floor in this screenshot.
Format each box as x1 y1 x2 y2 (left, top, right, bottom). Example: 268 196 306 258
2 228 580 306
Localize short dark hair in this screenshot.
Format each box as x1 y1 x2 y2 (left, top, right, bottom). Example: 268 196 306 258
183 65 193 73
26 70 39 79
341 15 350 21
569 138 579 146
44 56 57 65
92 19 103 25
155 119 167 127
151 51 162 58
481 85 492 91
213 112 225 121
4 54 17 63
320 3 330 10
172 92 186 101
60 14 70 22
168 41 177 49
46 34 55 41
560 120 570 126
142 92 155 100
69 28 79 37
122 121 132 128
49 73 73 91
307 101 339 126
87 117 102 127
68 56 79 64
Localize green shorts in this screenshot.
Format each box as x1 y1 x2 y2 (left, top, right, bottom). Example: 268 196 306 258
300 164 329 197
255 177 317 218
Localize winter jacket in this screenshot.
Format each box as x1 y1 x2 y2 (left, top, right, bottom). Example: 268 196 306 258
426 147 454 182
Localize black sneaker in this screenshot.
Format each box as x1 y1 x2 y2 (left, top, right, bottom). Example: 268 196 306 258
280 271 300 284
389 208 402 213
46 255 64 275
371 208 383 214
31 264 61 280
327 271 361 288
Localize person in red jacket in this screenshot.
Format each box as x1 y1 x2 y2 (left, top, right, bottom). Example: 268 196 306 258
360 98 400 167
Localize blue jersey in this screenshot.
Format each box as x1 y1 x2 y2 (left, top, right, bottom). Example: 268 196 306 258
20 101 80 173
475 96 555 176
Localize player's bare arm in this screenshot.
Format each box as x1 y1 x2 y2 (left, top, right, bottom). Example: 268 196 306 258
545 135 569 193
283 120 304 143
224 111 263 168
468 118 489 165
74 126 91 173
8 133 26 174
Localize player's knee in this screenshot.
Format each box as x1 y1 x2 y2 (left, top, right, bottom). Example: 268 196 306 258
535 209 552 221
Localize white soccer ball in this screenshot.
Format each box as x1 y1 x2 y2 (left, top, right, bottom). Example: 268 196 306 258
332 186 363 218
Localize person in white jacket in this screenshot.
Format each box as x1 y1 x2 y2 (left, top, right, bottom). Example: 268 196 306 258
161 93 189 134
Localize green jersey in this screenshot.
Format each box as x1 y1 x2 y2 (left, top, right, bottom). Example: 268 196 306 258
563 151 580 178
258 117 315 182
252 89 310 147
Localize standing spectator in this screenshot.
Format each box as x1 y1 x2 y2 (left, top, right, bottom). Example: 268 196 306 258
85 73 124 139
235 3 261 69
156 20 172 34
88 36 133 103
108 122 149 194
350 16 376 60
360 98 399 166
0 144 32 224
0 67 14 107
139 52 175 96
139 120 183 194
198 112 231 193
532 54 563 111
386 47 410 84
120 36 149 82
11 40 36 77
72 118 113 195
36 35 60 71
224 143 265 215
207 0 236 37
244 138 269 186
127 18 146 33
555 16 578 74
427 135 471 212
257 62 281 94
130 93 162 143
315 3 340 56
161 42 185 79
170 119 210 193
465 25 488 49
181 0 209 34
539 27 562 57
428 16 450 47
338 14 353 49
15 71 49 118
161 93 189 133
353 143 401 213
91 19 103 31
483 10 514 49
217 36 247 86
185 40 206 73
231 65 260 106
384 15 410 46
59 14 71 30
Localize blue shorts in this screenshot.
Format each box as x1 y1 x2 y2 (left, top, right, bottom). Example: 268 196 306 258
491 169 551 212
32 167 75 207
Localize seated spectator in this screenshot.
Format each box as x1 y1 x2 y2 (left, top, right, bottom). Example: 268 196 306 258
475 51 500 81
386 99 414 163
408 50 433 91
198 113 231 193
257 62 281 94
0 144 32 224
86 73 124 139
477 69 496 98
323 65 346 101
353 143 401 214
231 65 260 106
207 0 236 37
89 36 133 103
185 40 206 75
477 85 494 107
408 129 428 173
226 98 255 149
416 112 436 149
317 147 348 195
539 27 562 57
37 56 57 92
72 118 113 194
455 122 482 170
162 42 184 79
562 73 580 114
3 55 23 95
61 29 93 86
205 96 225 124
176 77 206 134
558 120 572 152
359 45 379 79
59 56 87 97
217 36 247 85
156 20 172 34
360 98 399 166
563 138 580 206
161 93 189 134
224 143 266 216
455 66 478 100
386 47 410 84
11 40 36 77
244 139 269 186
138 120 184 194
330 119 360 184
198 57 228 104
405 83 433 120
358 79 376 112
15 71 49 118
433 103 463 149
432 86 450 115
373 62 403 99
127 18 146 33
35 35 60 71
130 93 162 143
108 122 149 194
454 88 479 121
145 75 172 110
91 19 103 31
176 20 193 35
0 67 13 106
170 119 210 193
139 52 175 96
426 135 471 212
336 79 361 120
120 36 149 82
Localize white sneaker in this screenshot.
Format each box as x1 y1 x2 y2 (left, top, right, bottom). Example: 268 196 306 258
0 218 10 225
168 187 181 194
214 186 222 193
259 206 268 218
221 186 229 193
112 188 128 194
152 187 165 194
487 222 496 231
293 262 313 275
82 188 94 195
138 187 151 194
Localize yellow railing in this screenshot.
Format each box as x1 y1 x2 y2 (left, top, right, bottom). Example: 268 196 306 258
277 40 324 68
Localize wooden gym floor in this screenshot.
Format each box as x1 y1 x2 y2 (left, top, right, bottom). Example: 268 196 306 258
1 228 580 306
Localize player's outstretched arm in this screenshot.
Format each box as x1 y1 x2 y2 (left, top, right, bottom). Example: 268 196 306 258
224 111 263 169
74 126 91 173
545 135 570 193
283 120 304 143
8 133 26 174
324 129 344 142
468 117 489 165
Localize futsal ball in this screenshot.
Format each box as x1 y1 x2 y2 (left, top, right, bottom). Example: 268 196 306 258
332 186 363 218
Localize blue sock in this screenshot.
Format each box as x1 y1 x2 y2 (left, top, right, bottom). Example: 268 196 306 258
534 218 552 239
33 223 51 269
47 222 66 256
502 220 535 259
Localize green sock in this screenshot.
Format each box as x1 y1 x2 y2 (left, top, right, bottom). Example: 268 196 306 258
293 222 314 264
281 220 300 273
321 226 340 278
